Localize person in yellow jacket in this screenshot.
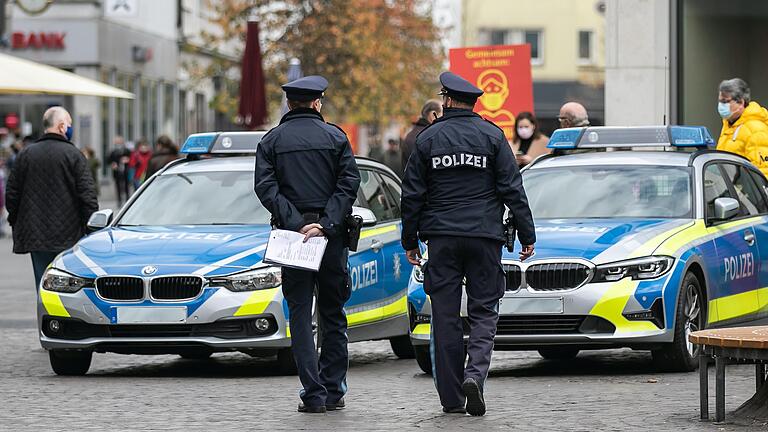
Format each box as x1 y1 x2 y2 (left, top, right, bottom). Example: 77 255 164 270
716 78 768 177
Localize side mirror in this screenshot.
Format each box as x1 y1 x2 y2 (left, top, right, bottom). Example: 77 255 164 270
87 209 114 232
713 197 739 221
352 206 377 227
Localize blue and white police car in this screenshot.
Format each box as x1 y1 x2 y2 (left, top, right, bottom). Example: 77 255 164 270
409 126 768 373
38 131 412 375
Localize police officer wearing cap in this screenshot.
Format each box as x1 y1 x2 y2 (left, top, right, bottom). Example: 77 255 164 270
401 71 536 416
254 75 361 414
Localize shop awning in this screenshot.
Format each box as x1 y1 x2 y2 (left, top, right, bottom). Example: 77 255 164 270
0 52 134 99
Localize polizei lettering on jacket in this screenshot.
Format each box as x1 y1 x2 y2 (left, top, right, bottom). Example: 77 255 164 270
431 153 487 170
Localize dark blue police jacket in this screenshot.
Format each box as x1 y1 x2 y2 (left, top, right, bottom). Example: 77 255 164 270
400 107 536 250
254 108 361 237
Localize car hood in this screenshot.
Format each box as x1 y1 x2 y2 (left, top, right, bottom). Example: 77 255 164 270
501 218 694 264
54 225 273 278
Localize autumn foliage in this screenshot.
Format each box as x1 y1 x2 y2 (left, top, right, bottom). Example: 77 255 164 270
191 0 445 125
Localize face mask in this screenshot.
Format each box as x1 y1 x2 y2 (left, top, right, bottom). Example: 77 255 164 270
65 125 73 141
718 102 732 119
517 126 534 140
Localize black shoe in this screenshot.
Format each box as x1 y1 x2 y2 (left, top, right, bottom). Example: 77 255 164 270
442 406 466 414
462 378 486 416
326 397 345 411
298 402 326 414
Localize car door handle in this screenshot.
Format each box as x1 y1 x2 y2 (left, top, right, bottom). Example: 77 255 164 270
744 231 756 246
371 239 384 251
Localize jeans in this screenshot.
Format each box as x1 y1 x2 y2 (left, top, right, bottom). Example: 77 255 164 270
31 251 60 291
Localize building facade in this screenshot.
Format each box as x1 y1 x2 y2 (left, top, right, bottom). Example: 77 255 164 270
458 0 606 133
606 0 768 139
0 0 230 171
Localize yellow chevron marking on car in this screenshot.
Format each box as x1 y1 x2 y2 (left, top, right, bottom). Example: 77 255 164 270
233 287 280 316
653 221 708 255
627 222 696 258
360 225 397 240
708 287 768 323
286 324 291 338
412 324 430 335
347 296 407 326
40 290 70 317
588 278 658 335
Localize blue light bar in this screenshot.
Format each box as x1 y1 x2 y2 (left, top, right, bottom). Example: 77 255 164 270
180 133 218 154
547 128 584 149
669 126 715 147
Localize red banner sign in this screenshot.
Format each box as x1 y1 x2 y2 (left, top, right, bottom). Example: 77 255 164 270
449 44 534 140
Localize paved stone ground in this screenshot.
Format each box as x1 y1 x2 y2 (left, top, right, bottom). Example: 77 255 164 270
2 210 768 431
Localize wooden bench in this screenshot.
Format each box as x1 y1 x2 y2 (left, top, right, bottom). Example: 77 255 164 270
690 326 768 422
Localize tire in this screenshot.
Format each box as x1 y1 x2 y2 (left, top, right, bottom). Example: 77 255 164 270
277 348 298 375
537 347 580 360
179 350 213 360
389 335 416 359
414 345 432 375
652 272 704 372
49 350 92 376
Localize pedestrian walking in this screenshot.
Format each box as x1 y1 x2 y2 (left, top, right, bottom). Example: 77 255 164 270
108 136 131 205
254 75 361 414
401 72 536 416
716 78 768 176
145 135 179 178
5 106 98 290
402 99 442 170
128 138 152 189
381 138 404 178
511 111 550 167
557 101 590 128
82 146 100 196
0 160 6 238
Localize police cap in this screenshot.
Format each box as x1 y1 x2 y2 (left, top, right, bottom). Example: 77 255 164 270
438 71 483 103
282 75 328 102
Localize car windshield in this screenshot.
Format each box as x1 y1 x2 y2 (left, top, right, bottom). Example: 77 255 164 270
522 165 693 219
118 170 271 225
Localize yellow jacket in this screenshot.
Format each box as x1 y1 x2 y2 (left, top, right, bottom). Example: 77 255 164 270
717 101 768 176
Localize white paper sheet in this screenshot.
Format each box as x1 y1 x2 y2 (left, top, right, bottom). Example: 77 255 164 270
263 229 328 272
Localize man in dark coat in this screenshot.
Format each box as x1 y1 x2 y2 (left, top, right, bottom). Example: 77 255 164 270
401 99 443 171
6 106 99 290
401 72 536 416
254 75 360 414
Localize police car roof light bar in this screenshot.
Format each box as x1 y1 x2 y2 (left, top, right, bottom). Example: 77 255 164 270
547 126 715 150
180 132 218 154
181 131 267 155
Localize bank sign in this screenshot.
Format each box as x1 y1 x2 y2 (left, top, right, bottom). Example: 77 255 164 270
449 44 534 140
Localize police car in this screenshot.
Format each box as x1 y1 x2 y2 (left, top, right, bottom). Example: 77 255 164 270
38 131 412 375
409 125 768 373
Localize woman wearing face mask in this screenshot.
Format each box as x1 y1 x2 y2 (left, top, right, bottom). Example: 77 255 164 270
511 111 550 167
716 78 768 177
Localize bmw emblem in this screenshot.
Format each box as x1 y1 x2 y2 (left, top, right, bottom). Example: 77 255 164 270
142 265 158 276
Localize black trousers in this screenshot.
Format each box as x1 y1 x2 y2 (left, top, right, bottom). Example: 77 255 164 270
281 234 351 407
424 236 505 409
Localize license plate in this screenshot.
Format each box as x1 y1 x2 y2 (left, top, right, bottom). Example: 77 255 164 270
116 307 187 324
498 297 563 315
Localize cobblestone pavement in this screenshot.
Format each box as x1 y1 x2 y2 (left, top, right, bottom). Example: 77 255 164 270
2 233 767 431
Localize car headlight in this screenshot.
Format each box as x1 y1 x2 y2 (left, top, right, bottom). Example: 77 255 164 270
42 268 94 293
208 267 282 292
594 256 674 282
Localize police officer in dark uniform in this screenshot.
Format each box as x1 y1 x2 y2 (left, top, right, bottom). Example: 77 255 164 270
401 72 536 416
254 75 361 414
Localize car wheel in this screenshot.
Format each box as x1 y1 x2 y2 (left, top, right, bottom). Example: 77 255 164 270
179 349 213 360
276 348 298 375
414 345 432 375
537 347 580 360
389 335 416 359
652 271 703 372
49 349 92 376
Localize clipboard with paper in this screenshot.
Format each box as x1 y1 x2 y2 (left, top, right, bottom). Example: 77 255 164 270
263 229 329 272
